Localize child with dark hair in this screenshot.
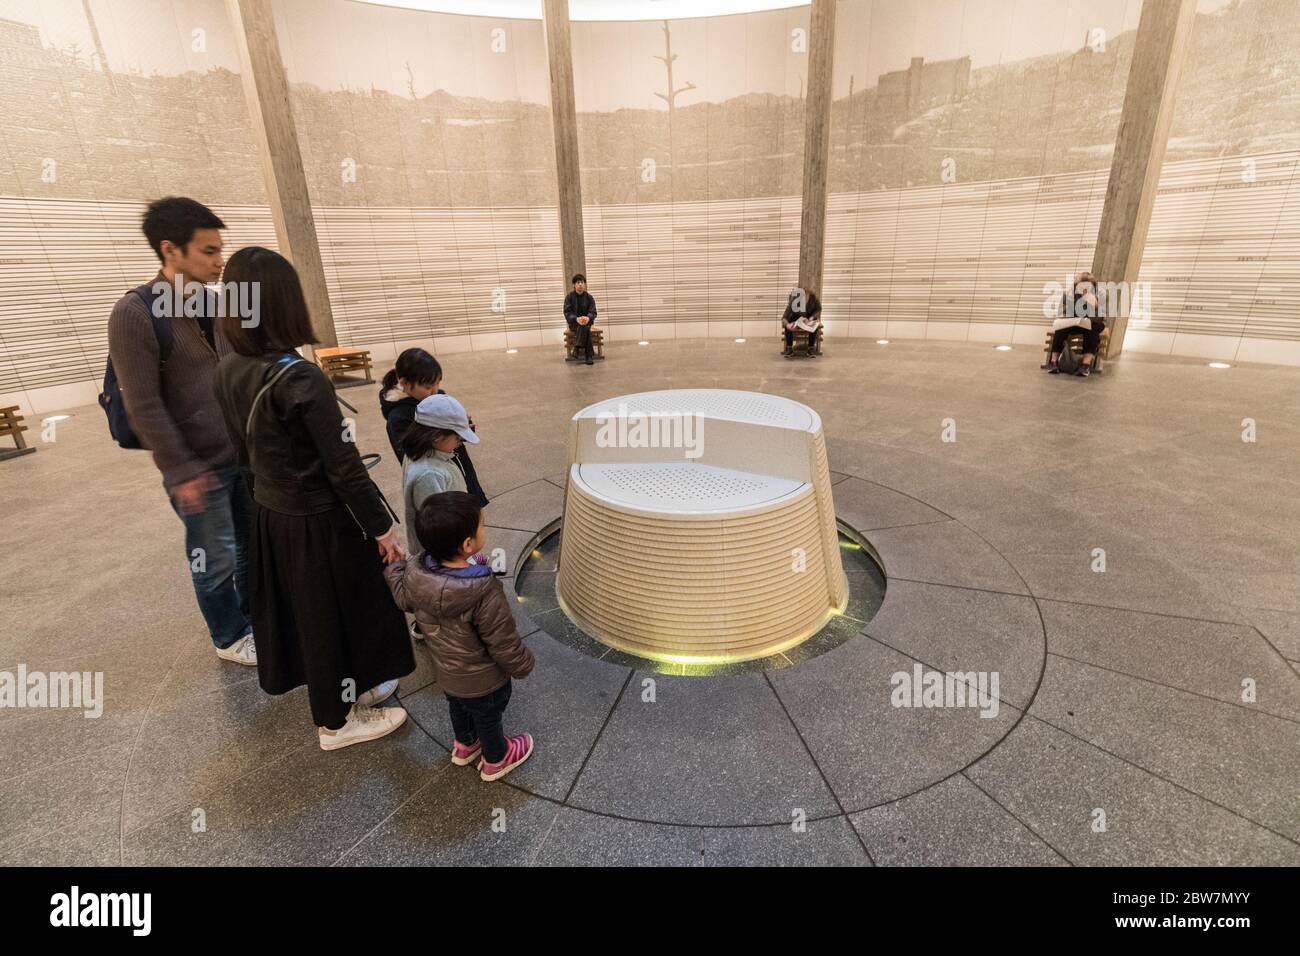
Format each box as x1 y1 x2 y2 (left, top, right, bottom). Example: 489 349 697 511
384 492 535 781
379 347 488 506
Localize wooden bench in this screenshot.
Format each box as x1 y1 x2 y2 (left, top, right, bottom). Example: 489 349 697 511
781 322 823 357
1043 325 1110 373
0 406 35 461
316 346 373 388
564 327 604 362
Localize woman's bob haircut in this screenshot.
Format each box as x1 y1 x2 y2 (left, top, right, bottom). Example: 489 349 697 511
219 246 320 356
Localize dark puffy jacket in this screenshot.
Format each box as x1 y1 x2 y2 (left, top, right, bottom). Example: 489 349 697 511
378 387 418 462
384 558 534 698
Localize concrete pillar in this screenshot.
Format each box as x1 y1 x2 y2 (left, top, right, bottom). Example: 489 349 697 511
227 0 336 349
541 0 586 287
1091 0 1196 358
797 0 836 298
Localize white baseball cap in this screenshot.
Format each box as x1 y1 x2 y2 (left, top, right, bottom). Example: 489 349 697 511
413 393 479 444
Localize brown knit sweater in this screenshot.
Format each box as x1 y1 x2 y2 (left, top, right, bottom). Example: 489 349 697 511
105 272 234 485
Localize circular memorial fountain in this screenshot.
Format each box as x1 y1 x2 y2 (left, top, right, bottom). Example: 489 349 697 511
556 389 848 664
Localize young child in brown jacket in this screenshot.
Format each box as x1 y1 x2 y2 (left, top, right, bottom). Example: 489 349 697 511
384 491 535 781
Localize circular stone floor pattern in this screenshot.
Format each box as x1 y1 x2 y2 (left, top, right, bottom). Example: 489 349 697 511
556 389 848 664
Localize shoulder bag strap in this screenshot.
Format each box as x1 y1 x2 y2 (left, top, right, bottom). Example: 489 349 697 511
245 356 305 438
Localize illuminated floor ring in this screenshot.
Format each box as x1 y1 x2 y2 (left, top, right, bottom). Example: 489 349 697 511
516 519 885 676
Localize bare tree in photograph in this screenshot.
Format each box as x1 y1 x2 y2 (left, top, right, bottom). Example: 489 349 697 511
653 19 695 172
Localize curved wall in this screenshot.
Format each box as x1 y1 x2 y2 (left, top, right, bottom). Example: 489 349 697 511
3 0 1300 414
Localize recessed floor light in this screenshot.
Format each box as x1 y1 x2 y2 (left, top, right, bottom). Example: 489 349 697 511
43 414 71 422
505 348 518 354
1208 361 1231 368
638 340 649 346
734 338 746 344
995 345 1013 351
876 339 889 345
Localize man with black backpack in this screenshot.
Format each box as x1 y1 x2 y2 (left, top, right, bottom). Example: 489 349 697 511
104 197 256 666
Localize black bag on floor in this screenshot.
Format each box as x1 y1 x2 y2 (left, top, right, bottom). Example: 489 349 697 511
1057 337 1081 374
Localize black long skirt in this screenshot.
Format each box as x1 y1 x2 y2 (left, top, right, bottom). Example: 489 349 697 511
251 502 414 729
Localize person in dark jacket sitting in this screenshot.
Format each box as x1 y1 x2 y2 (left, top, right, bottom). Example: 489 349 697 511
378 347 488 507
782 287 823 356
214 247 413 752
563 273 598 366
1046 270 1105 377
385 492 535 782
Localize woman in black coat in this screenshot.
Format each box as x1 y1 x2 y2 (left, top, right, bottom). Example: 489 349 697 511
214 247 413 751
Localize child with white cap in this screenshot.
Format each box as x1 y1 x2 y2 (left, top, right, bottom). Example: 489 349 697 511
399 393 481 556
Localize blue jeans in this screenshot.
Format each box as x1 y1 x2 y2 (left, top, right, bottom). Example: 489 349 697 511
164 464 253 649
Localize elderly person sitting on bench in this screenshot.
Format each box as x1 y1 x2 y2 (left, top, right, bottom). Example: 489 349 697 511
782 287 822 357
1047 271 1105 378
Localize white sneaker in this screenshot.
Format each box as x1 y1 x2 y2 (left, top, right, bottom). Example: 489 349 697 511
357 679 398 708
216 633 257 666
318 704 407 751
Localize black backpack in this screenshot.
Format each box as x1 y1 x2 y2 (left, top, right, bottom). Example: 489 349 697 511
99 285 174 450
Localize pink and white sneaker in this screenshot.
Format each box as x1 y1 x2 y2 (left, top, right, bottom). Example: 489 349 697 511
479 733 534 782
451 740 482 766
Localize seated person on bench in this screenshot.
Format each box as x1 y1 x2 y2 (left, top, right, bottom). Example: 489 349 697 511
564 273 598 366
1047 271 1105 378
782 287 822 356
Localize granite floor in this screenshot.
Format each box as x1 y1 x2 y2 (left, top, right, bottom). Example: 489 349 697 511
1 338 1297 866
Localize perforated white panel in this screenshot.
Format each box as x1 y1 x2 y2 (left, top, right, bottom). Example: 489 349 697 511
576 462 804 513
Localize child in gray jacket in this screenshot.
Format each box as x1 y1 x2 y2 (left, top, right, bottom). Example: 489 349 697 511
399 393 478 555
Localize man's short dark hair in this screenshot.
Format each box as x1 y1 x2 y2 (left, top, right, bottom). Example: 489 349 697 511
571 273 586 285
142 197 225 262
416 491 481 561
